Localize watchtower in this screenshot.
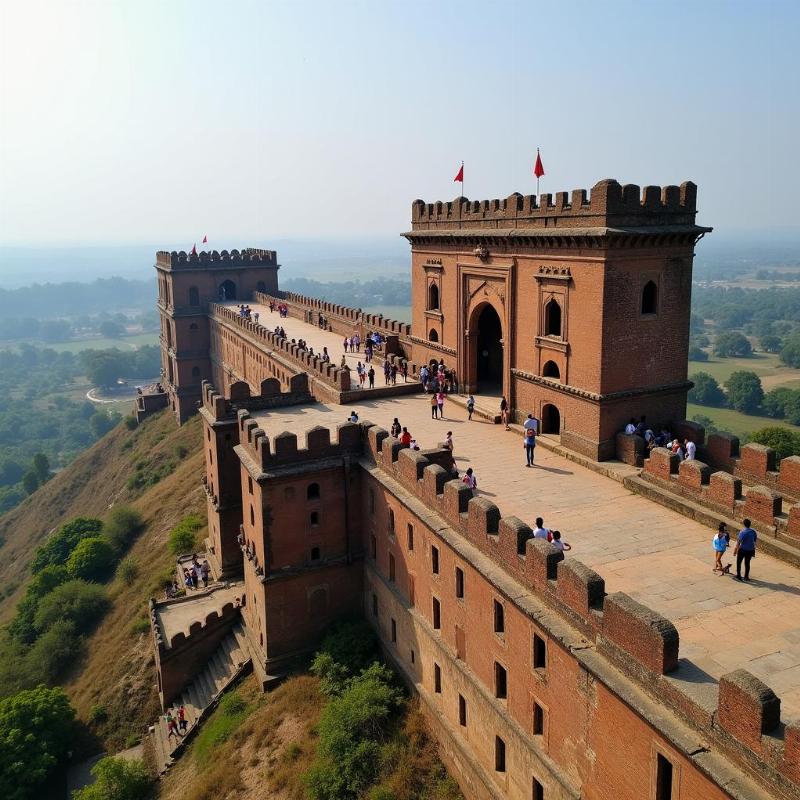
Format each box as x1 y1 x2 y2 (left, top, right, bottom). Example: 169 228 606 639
405 179 711 460
155 248 280 423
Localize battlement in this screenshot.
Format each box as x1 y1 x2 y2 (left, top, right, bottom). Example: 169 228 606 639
410 178 702 232
156 248 278 270
200 377 310 422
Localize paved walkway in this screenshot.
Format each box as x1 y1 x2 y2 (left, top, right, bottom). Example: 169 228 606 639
245 314 800 720
155 584 241 645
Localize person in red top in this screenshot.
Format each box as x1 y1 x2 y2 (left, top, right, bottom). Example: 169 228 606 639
400 427 412 447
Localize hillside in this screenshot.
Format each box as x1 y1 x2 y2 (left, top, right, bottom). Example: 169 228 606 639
0 409 208 750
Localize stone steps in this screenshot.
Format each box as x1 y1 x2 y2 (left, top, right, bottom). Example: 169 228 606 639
151 620 251 774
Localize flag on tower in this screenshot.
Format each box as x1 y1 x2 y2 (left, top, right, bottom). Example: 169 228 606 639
190 243 197 255
533 149 545 179
202 235 207 244
454 162 464 183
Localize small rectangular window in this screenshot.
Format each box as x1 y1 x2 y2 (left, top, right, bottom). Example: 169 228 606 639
389 553 396 583
533 778 544 800
533 702 544 735
458 694 467 726
656 754 673 800
372 593 378 617
248 476 253 494
455 567 464 599
391 618 397 643
407 523 414 550
533 633 547 669
434 662 441 693
432 596 441 629
411 649 415 664
494 662 507 700
370 489 375 515
494 600 505 634
495 736 506 772
370 534 377 560
431 545 439 574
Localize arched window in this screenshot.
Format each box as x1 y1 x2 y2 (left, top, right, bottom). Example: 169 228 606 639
307 482 320 500
191 366 200 378
218 280 237 301
311 546 321 561
641 280 658 315
428 283 440 311
188 286 199 306
542 360 560 380
429 329 439 342
388 509 395 534
544 299 562 337
310 511 319 526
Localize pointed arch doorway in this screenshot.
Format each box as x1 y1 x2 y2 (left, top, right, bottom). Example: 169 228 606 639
467 302 504 394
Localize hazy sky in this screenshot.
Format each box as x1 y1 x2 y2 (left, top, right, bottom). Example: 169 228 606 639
0 0 797 246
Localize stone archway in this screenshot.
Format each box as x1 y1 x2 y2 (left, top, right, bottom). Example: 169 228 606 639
467 302 504 394
218 279 237 301
542 403 561 434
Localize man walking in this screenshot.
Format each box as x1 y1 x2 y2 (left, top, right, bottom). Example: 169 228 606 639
734 519 758 581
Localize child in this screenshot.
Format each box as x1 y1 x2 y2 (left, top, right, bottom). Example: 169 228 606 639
436 390 446 419
712 522 731 574
551 531 571 552
462 467 477 493
431 393 439 419
467 395 475 421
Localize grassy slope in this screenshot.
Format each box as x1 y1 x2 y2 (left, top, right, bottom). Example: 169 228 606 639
0 410 207 750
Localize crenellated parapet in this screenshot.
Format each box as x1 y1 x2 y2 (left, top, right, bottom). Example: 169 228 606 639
156 247 278 270
410 179 702 233
200 377 310 422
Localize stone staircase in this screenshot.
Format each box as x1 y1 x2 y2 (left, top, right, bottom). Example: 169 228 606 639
152 620 251 774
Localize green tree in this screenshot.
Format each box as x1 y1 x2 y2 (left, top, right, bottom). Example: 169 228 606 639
690 414 719 435
0 686 75 800
759 334 783 353
688 345 709 362
0 459 24 487
9 565 70 644
724 371 764 413
785 392 800 426
31 517 104 573
33 580 109 635
32 453 50 483
749 427 800 460
25 620 81 684
688 372 726 406
98 320 125 338
71 755 151 800
780 332 800 368
714 331 752 358
762 387 795 419
168 515 204 556
103 506 145 552
66 537 116 582
21 470 39 495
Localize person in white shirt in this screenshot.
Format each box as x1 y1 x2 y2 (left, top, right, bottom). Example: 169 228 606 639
684 439 697 460
551 531 571 553
624 418 636 435
523 414 538 434
533 517 550 540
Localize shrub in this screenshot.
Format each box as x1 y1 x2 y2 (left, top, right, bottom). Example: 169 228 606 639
724 370 764 413
168 514 204 556
0 686 75 800
687 345 708 362
688 372 726 407
124 416 138 431
25 620 81 684
129 617 150 636
714 331 752 358
31 517 103 574
750 427 800 460
104 506 145 552
116 557 139 583
89 704 107 724
762 387 795 419
174 444 189 459
33 579 109 635
126 457 176 492
72 755 151 800
66 537 116 582
9 565 70 643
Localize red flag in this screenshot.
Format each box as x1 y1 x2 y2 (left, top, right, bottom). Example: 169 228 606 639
533 150 545 179
202 235 207 244
453 162 464 183
190 243 197 255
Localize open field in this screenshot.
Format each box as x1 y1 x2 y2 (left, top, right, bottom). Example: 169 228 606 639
688 352 800 389
687 402 799 436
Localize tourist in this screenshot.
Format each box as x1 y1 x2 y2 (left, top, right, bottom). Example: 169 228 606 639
443 431 454 454
348 410 359 423
344 337 349 353
734 519 758 581
368 366 375 388
671 439 685 459
390 364 397 385
166 713 178 739
390 418 401 438
400 361 408 382
340 354 347 369
201 559 210 587
524 426 536 467
533 517 550 540
523 413 538 435
383 358 391 385
462 467 477 493
713 523 731 574
624 418 636 435
254 311 259 325
420 365 429 391
551 531 571 553
409 437 421 451
430 392 439 419
322 347 330 363
684 438 697 460
467 395 475 421
400 427 412 447
178 705 188 734
357 362 366 386
436 390 446 419
500 397 510 430
635 416 647 437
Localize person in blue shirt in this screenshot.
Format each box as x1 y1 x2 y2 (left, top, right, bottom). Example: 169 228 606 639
712 522 731 574
734 518 758 581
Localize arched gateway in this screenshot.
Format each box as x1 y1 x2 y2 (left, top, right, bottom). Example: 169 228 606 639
469 303 503 393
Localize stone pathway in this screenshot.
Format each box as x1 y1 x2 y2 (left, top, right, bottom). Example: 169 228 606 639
245 314 800 720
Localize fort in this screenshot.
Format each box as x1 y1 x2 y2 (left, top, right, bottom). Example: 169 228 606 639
145 179 800 799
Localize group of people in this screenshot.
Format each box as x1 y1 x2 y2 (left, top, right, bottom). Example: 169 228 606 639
533 517 571 553
164 704 189 740
712 519 759 581
420 360 458 394
237 304 260 324
183 555 211 591
623 416 697 459
268 300 288 317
